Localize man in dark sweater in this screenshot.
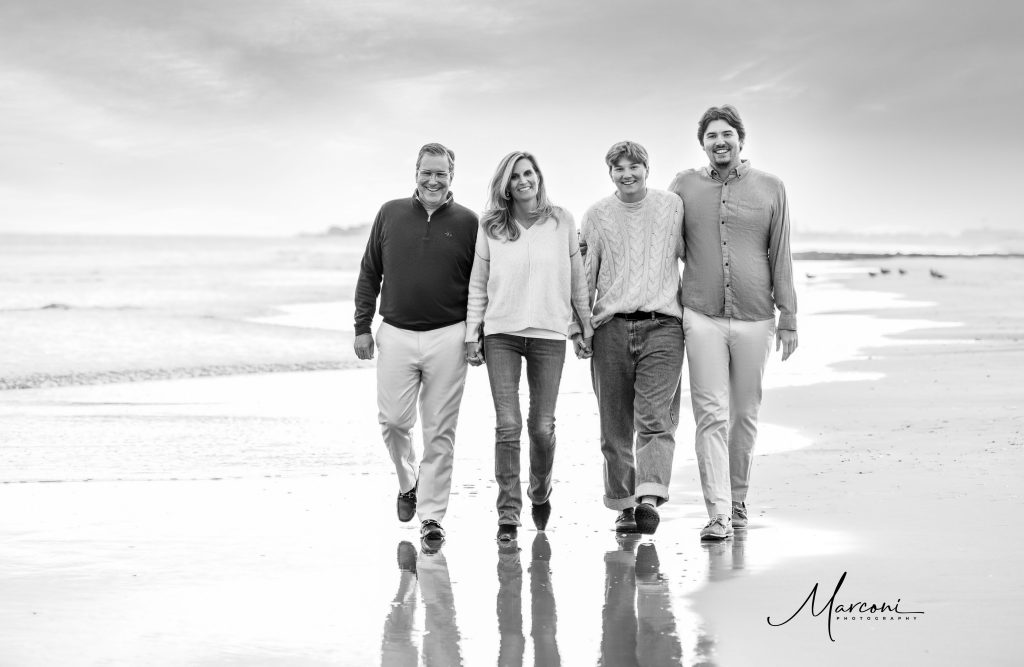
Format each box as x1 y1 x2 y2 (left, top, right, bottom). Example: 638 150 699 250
354 143 478 546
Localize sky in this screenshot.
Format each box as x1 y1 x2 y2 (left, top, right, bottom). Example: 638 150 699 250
2 0 1022 238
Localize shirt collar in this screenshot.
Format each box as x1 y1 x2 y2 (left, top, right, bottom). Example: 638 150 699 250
704 159 751 182
413 190 454 213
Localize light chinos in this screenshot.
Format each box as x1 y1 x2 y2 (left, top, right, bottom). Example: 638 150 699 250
683 307 774 518
484 334 567 526
591 316 684 510
376 321 469 523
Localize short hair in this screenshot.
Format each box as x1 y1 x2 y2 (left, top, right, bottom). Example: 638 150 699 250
697 105 746 145
604 141 649 171
416 142 455 173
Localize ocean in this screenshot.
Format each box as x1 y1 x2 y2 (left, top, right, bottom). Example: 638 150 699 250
0 231 966 391
0 234 366 389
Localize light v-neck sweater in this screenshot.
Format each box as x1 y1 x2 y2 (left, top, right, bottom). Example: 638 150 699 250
465 211 593 341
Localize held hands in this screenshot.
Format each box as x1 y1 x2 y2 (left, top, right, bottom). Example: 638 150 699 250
353 333 375 360
776 329 798 361
572 334 593 359
465 341 484 366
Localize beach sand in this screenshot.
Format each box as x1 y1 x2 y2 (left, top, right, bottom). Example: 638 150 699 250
1 256 1021 665
688 256 1024 665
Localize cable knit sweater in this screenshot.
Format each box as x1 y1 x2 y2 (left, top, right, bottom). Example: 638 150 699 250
580 190 685 329
465 210 593 342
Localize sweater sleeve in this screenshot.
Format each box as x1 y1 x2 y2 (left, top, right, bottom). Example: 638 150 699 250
353 207 386 336
565 212 594 338
580 207 600 313
464 223 491 342
666 175 687 263
673 190 685 262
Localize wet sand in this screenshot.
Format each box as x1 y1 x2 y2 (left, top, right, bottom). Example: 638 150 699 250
689 256 1024 665
1 257 1021 665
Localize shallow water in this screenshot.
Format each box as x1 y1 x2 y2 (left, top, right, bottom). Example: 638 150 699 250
0 319 889 666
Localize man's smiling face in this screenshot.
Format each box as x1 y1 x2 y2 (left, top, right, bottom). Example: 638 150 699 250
415 153 452 209
702 118 743 174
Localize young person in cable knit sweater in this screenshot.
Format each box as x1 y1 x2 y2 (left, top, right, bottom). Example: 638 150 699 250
464 151 594 542
581 140 685 536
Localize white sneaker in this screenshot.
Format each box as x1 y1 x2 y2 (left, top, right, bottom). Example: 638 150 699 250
700 515 734 541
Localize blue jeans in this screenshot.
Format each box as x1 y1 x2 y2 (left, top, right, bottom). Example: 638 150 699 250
483 334 567 526
590 317 684 510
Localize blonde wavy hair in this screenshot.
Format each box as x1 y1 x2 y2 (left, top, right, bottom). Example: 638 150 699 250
481 151 559 242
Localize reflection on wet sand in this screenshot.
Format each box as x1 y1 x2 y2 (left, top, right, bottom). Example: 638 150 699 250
496 533 562 667
600 536 684 666
381 541 464 667
529 534 560 666
380 542 418 666
703 529 747 582
379 528 764 666
497 540 524 665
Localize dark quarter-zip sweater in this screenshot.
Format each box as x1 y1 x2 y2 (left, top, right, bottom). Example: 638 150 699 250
354 192 479 336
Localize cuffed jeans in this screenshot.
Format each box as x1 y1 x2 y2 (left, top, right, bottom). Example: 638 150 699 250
591 317 684 510
483 334 566 526
683 307 774 518
376 321 468 523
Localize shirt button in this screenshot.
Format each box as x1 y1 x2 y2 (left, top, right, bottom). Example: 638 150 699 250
723 241 727 245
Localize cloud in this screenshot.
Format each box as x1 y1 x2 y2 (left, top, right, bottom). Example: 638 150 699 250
1 0 1022 235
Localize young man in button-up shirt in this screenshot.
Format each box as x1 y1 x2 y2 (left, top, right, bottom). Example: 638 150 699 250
668 105 798 541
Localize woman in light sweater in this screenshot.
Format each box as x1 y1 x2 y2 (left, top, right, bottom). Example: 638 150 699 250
465 151 594 542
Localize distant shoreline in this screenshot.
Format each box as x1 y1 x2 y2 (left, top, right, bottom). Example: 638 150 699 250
793 251 1024 260
4 230 1024 257
0 361 359 391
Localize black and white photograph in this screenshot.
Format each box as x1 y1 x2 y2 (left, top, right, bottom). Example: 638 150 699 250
1 1 1022 664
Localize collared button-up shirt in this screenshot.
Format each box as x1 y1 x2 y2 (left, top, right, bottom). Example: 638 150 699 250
668 160 797 330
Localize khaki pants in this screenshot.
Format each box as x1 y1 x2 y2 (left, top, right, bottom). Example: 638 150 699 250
683 308 774 518
376 321 468 523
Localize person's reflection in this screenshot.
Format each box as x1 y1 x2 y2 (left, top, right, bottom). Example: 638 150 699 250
495 534 561 667
599 537 683 666
529 534 560 666
497 538 525 666
381 541 464 667
381 542 418 666
702 528 747 582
